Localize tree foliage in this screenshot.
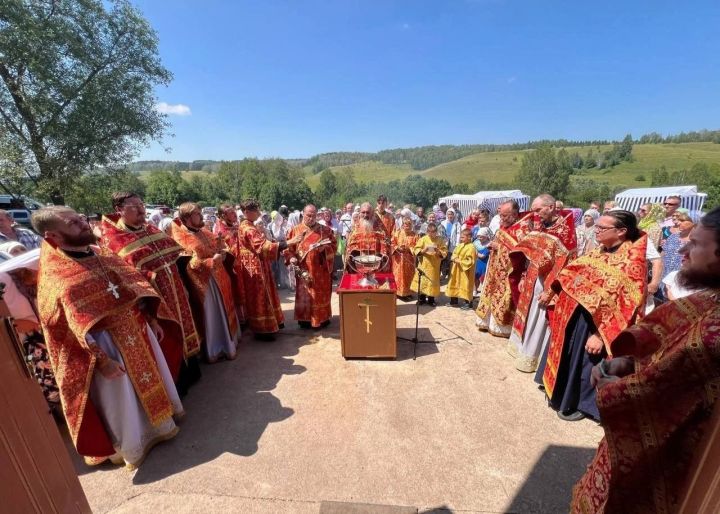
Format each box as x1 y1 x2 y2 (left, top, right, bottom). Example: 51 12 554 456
65 168 146 215
0 0 171 199
517 146 573 198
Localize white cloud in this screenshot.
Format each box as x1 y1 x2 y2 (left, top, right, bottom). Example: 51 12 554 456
155 102 192 116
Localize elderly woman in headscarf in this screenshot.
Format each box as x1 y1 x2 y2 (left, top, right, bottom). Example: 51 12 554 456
0 249 60 411
432 205 445 222
637 202 664 250
576 208 600 256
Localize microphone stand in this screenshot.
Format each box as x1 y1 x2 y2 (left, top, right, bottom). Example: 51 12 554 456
397 252 439 359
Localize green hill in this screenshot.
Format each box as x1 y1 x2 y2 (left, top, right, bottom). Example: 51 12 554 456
304 142 720 191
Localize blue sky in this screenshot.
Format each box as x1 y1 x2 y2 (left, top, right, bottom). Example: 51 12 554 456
134 0 720 161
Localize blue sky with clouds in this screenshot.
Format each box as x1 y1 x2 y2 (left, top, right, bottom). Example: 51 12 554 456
135 0 720 161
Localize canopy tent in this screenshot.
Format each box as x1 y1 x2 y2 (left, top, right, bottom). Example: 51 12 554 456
614 185 707 221
438 190 530 219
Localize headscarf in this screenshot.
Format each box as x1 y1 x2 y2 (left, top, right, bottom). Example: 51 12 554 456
583 208 600 223
0 241 28 260
432 205 445 222
158 217 174 235
148 208 163 227
288 211 301 228
637 203 664 231
475 227 492 240
271 210 278 221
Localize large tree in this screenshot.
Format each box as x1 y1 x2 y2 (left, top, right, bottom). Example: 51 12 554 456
517 146 573 198
0 0 171 199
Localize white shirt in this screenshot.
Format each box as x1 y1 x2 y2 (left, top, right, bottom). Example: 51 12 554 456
339 214 353 237
662 270 696 300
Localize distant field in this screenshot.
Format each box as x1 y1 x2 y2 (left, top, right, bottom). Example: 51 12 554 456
305 142 720 191
304 161 424 189
134 142 720 193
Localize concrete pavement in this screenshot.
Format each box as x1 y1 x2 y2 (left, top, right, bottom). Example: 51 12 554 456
71 287 603 513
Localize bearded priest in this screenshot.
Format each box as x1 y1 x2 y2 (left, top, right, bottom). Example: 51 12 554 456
33 206 184 470
101 192 201 396
172 202 240 362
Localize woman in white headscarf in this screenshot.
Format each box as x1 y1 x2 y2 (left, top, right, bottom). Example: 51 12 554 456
576 208 600 256
0 241 28 261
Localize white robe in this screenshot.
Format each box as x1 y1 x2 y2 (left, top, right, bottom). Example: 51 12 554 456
203 276 239 362
88 324 183 468
509 277 550 373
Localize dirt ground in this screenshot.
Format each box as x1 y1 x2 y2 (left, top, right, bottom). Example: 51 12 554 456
71 283 604 514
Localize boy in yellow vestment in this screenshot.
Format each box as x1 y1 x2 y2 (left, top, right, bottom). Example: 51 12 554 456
411 222 447 306
447 229 477 310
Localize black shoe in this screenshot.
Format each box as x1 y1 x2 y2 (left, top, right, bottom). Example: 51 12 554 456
449 298 458 306
298 321 311 329
254 332 276 341
557 410 586 422
278 323 285 329
417 298 426 305
319 320 331 328
427 299 436 307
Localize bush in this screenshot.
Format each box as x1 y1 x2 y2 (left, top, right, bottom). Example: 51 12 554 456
635 174 646 182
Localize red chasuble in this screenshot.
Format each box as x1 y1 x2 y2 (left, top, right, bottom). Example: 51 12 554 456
237 219 284 334
285 222 337 327
345 217 391 271
475 213 532 328
377 210 395 238
543 235 648 398
571 291 720 513
391 229 419 297
171 220 238 342
510 210 577 339
100 214 200 371
37 242 181 458
213 219 247 324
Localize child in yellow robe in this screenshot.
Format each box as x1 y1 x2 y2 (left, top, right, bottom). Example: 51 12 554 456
411 222 448 306
447 229 477 310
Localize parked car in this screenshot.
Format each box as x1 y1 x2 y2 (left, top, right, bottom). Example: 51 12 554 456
6 209 32 227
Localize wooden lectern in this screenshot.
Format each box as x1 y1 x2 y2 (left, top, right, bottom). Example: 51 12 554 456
0 287 91 513
337 273 397 359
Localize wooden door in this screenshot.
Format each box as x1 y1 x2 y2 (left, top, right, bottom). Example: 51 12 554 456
0 292 91 513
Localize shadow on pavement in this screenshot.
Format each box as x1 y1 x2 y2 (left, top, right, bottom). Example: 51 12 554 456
396 327 440 360
124 330 307 485
505 444 596 513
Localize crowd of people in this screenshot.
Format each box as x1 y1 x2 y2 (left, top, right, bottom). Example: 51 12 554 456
0 188 718 512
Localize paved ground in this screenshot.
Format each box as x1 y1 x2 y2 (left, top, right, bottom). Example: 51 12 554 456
69 284 604 513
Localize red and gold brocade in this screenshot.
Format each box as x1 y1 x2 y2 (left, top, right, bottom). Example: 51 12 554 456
37 242 181 458
571 291 720 513
377 210 395 238
475 214 531 327
510 210 577 339
171 220 238 340
284 222 337 327
237 219 284 334
345 220 391 272
213 219 247 324
391 229 418 296
542 235 648 398
100 214 200 363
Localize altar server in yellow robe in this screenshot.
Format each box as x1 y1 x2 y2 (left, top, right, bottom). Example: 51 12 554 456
447 228 477 309
411 222 447 306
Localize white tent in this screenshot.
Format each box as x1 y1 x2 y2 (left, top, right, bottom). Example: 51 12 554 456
438 190 530 218
614 185 706 220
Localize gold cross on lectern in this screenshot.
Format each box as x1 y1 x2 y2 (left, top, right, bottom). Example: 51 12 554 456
357 298 378 333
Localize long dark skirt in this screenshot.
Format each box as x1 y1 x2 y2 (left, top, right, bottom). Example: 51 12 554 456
547 307 604 420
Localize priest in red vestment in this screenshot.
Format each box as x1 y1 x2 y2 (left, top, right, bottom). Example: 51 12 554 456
284 204 337 328
213 204 247 326
33 206 184 469
508 194 577 373
345 202 391 272
540 210 647 421
571 208 720 512
237 199 291 340
100 192 201 394
171 202 239 361
475 200 531 337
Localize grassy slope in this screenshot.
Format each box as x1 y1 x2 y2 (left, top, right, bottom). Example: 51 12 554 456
305 142 720 191
136 143 720 191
